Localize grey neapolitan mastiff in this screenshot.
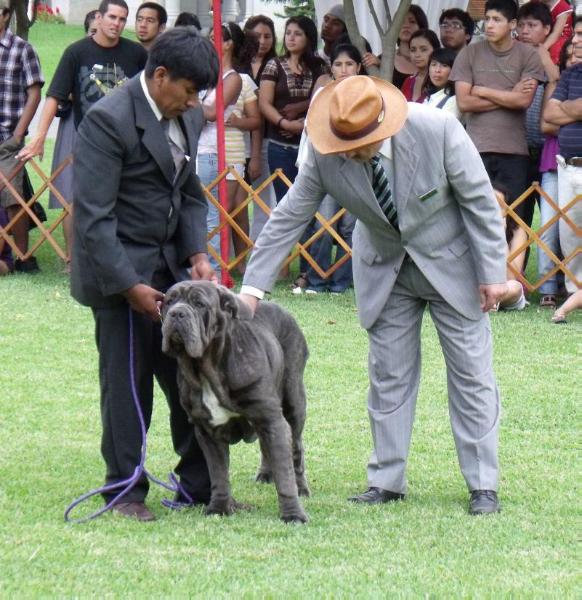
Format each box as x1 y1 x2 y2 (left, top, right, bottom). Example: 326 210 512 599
161 281 310 523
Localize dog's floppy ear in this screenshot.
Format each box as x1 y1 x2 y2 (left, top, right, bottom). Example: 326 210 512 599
216 285 252 320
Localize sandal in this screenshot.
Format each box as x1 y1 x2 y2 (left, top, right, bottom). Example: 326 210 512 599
540 294 556 309
292 273 308 289
552 310 567 324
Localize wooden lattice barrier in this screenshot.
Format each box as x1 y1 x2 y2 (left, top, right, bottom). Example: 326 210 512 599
498 182 581 292
203 166 351 279
1 156 580 291
0 155 72 262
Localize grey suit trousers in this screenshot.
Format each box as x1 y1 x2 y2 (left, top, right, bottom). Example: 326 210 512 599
366 257 500 494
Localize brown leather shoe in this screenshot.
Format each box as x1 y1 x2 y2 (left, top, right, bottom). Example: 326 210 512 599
111 501 156 522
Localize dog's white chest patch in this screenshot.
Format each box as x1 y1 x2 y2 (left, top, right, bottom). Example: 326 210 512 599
201 376 239 427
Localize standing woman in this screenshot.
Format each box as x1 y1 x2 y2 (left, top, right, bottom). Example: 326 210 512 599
197 25 242 273
300 43 362 294
259 16 327 207
401 29 440 103
244 15 277 84
221 23 261 274
242 15 277 241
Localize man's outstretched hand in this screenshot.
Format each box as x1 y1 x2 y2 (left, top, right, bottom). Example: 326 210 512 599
238 293 259 316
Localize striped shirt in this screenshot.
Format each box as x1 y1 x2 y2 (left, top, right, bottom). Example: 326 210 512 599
225 74 257 166
552 63 582 159
0 29 44 143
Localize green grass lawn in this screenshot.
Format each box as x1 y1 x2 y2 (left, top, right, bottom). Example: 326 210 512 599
1 22 579 597
0 261 579 595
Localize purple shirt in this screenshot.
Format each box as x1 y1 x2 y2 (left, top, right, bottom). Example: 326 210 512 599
540 135 559 173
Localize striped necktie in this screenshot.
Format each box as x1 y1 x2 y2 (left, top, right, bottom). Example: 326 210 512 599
370 153 398 230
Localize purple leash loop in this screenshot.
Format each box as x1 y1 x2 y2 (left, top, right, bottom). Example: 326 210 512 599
64 307 193 523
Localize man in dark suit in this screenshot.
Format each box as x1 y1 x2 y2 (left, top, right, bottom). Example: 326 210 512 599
71 28 219 521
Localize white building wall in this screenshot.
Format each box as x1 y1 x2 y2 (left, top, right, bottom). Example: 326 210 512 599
48 0 286 33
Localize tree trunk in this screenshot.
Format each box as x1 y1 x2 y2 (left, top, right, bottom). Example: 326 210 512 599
344 0 412 83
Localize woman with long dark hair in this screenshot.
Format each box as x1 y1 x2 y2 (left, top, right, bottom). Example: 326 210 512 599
197 23 245 274
259 16 327 206
401 29 440 103
241 15 278 241
242 15 277 85
259 16 327 280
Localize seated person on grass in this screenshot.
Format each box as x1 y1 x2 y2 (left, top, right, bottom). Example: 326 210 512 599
552 289 582 323
494 186 528 311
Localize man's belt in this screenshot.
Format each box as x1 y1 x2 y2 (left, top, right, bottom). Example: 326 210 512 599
565 157 582 167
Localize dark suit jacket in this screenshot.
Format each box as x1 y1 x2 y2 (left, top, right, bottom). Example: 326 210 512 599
71 75 208 308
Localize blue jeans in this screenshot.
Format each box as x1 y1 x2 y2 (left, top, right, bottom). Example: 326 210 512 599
267 141 298 204
306 195 355 292
537 170 561 295
267 140 314 274
196 153 220 274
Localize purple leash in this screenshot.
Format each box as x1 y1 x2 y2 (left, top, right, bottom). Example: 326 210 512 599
64 307 193 523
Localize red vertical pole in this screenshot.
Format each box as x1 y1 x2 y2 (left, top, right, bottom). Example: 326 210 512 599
212 0 234 288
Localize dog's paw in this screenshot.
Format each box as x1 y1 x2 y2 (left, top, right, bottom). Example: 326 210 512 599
255 470 273 484
204 497 252 517
281 510 309 524
204 498 235 517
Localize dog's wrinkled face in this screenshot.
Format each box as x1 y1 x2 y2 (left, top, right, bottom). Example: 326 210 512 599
161 281 247 358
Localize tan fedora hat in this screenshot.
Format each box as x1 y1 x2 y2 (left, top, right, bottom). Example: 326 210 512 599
307 76 408 155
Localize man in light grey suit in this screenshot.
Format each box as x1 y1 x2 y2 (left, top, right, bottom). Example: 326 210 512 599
240 76 508 515
71 28 219 521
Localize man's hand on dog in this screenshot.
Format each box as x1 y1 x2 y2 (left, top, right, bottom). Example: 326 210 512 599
124 284 165 321
238 293 259 315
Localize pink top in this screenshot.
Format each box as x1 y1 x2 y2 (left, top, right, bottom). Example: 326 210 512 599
549 0 573 64
401 74 426 103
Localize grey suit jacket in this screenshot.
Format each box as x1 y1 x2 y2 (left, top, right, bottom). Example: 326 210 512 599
243 104 507 329
71 75 208 308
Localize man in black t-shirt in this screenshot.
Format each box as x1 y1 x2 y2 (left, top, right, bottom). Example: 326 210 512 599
18 0 147 265
20 0 146 157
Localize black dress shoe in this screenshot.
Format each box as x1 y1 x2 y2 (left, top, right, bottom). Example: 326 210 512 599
111 501 156 522
348 487 405 504
14 257 39 273
469 490 500 515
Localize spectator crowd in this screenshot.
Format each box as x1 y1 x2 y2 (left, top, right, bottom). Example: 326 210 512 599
0 0 580 320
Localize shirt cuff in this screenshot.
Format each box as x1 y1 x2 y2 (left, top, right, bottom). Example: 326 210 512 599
240 285 265 300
